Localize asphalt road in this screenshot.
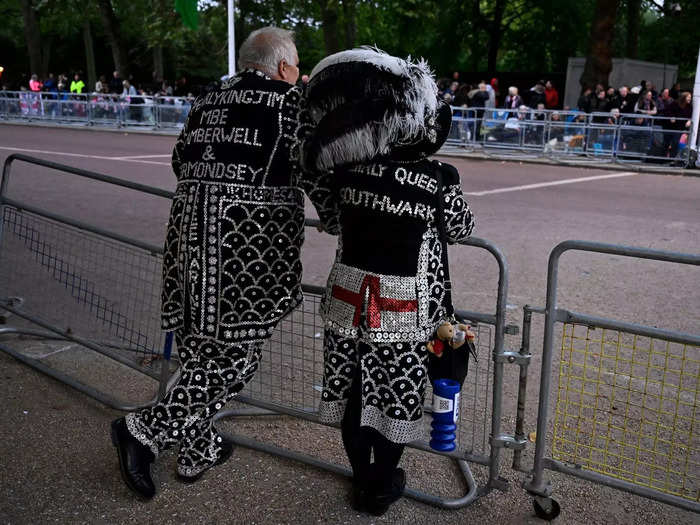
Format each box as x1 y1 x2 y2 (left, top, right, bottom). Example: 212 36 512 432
0 123 698 524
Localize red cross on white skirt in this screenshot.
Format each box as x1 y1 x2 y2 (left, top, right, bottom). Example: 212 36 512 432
331 274 418 328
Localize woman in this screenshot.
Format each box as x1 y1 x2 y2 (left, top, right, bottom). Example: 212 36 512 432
299 48 475 516
634 89 657 124
503 86 523 111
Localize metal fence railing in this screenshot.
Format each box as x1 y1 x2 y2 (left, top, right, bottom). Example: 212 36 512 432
522 241 700 519
1 92 695 167
1 153 698 516
0 153 527 509
0 91 193 130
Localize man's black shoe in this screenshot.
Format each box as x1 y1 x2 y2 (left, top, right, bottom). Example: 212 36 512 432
110 417 156 499
367 467 406 517
176 437 235 484
350 480 369 512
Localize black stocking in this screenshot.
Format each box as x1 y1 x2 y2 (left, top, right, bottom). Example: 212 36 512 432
341 371 372 485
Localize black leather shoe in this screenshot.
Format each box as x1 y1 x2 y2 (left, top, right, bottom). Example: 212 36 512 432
350 479 370 512
367 468 406 517
176 437 235 484
111 417 156 499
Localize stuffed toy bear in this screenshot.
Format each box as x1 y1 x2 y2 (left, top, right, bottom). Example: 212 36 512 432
427 322 475 357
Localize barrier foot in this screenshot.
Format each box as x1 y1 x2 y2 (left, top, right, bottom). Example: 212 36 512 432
217 431 483 510
533 495 561 521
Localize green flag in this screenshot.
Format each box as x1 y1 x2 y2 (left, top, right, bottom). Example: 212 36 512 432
175 0 199 30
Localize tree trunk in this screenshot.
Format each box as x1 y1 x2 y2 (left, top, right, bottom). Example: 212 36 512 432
342 0 357 49
83 19 97 92
580 0 620 90
486 0 506 73
626 0 641 59
41 38 51 79
97 0 129 76
318 0 340 55
153 46 164 84
470 1 481 70
19 0 44 77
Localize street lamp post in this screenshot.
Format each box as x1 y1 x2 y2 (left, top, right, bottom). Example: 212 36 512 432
228 0 236 77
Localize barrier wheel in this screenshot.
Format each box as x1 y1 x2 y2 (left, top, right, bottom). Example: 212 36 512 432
533 495 560 521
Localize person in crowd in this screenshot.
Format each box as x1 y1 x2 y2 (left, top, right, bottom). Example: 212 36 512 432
110 26 304 500
544 80 559 109
605 86 615 103
174 75 189 97
622 115 652 155
161 80 174 97
634 89 657 125
27 74 43 116
503 86 523 111
669 82 681 100
95 75 106 94
528 80 546 109
607 107 621 125
43 73 57 94
656 88 673 113
452 83 472 107
485 80 496 108
548 111 565 142
610 85 635 114
29 74 42 92
662 91 692 159
589 88 610 121
121 79 137 98
444 80 459 99
437 78 450 98
109 70 123 93
646 81 658 101
577 86 592 113
533 102 546 120
42 73 59 117
298 47 474 517
489 77 500 106
70 73 85 94
471 82 490 138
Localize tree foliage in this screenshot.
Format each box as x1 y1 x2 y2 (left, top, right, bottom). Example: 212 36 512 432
1 0 696 91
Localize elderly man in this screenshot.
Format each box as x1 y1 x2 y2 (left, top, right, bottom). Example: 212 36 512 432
111 26 302 499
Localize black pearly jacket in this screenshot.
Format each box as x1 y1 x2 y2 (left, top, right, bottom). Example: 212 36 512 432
161 69 305 343
303 158 474 342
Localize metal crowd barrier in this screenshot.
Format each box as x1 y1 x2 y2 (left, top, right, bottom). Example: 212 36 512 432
444 106 693 167
0 91 192 130
0 154 174 409
1 92 694 166
0 153 526 509
522 241 700 519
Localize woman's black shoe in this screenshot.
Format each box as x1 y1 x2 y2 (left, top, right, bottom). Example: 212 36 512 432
367 468 406 517
175 437 235 483
110 417 156 499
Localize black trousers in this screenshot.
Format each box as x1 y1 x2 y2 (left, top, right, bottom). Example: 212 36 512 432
341 371 405 492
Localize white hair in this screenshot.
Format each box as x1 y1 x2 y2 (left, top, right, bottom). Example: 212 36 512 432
238 27 296 76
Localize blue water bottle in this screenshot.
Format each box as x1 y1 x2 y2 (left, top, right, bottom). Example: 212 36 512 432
430 378 461 451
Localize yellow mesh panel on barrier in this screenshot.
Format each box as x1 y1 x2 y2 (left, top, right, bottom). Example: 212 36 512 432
552 323 700 503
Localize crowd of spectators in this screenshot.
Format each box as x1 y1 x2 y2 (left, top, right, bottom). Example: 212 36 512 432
438 74 561 111
4 70 195 100
439 72 693 160
1 70 196 124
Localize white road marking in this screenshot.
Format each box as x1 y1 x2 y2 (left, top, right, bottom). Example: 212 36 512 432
463 171 638 196
111 154 172 160
0 146 170 166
